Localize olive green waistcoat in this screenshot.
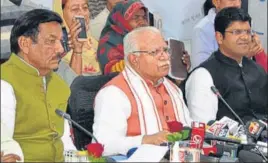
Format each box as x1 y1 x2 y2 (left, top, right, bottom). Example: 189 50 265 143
1 54 71 162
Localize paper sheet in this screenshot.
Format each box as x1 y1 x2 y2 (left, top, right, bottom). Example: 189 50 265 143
119 144 168 162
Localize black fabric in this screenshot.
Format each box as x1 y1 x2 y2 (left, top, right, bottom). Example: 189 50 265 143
182 50 267 123
0 19 16 27
67 72 118 150
9 0 22 6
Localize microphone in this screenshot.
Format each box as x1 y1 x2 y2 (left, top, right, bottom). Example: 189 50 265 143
210 86 245 126
205 133 242 145
245 119 266 140
218 116 239 135
207 120 216 126
260 130 267 141
189 122 205 149
206 120 226 146
55 109 99 143
238 150 266 163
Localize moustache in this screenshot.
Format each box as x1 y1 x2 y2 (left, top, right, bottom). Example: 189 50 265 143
51 53 62 63
158 61 170 67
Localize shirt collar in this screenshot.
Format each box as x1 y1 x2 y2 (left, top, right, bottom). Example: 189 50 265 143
10 53 51 77
103 7 110 14
145 78 164 88
17 55 41 76
208 8 216 24
215 50 244 67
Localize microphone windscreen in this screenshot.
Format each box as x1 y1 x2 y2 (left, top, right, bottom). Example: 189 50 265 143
207 120 216 126
246 119 266 140
210 86 218 94
208 144 223 157
238 150 264 163
260 130 267 140
55 109 64 117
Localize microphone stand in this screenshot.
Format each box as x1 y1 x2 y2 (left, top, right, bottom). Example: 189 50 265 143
255 146 268 162
55 109 99 143
210 86 267 161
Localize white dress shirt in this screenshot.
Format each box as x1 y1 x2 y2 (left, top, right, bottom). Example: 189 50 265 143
191 8 218 70
1 80 24 161
0 80 76 151
1 121 24 162
90 7 110 41
93 86 143 156
185 68 218 123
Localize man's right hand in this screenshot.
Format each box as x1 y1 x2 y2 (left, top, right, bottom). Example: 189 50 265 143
142 130 170 145
1 153 21 163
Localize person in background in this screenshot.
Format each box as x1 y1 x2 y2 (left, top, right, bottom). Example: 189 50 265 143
93 27 192 156
191 0 267 72
1 80 24 163
1 9 76 162
53 0 101 76
203 0 214 16
184 7 267 123
97 0 191 75
97 0 148 74
87 0 106 19
90 0 123 41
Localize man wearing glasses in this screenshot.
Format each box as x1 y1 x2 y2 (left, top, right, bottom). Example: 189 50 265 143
92 26 192 156
191 0 267 72
184 7 267 123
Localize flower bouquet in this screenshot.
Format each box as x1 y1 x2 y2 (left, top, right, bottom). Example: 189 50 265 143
166 121 200 162
166 121 191 143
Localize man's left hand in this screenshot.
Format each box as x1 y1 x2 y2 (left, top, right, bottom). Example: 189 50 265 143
247 33 264 58
1 154 21 162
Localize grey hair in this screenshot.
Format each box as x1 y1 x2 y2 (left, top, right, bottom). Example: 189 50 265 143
123 26 161 63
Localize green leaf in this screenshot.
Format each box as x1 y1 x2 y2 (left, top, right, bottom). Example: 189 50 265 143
174 132 182 140
167 134 176 142
88 155 106 162
181 129 190 140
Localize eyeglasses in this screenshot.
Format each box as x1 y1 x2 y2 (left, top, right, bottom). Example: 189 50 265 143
225 29 252 36
131 47 171 57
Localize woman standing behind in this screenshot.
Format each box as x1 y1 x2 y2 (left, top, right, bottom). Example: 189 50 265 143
97 0 148 74
53 0 101 76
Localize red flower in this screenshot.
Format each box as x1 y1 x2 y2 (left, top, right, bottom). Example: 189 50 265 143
167 121 183 133
86 143 104 158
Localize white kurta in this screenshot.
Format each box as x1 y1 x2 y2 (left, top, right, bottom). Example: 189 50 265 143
93 65 192 156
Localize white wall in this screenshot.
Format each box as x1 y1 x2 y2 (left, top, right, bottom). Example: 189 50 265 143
141 0 206 53
142 0 267 53
249 0 267 52
142 0 205 40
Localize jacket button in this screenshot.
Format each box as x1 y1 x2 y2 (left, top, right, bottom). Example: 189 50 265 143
164 100 167 105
